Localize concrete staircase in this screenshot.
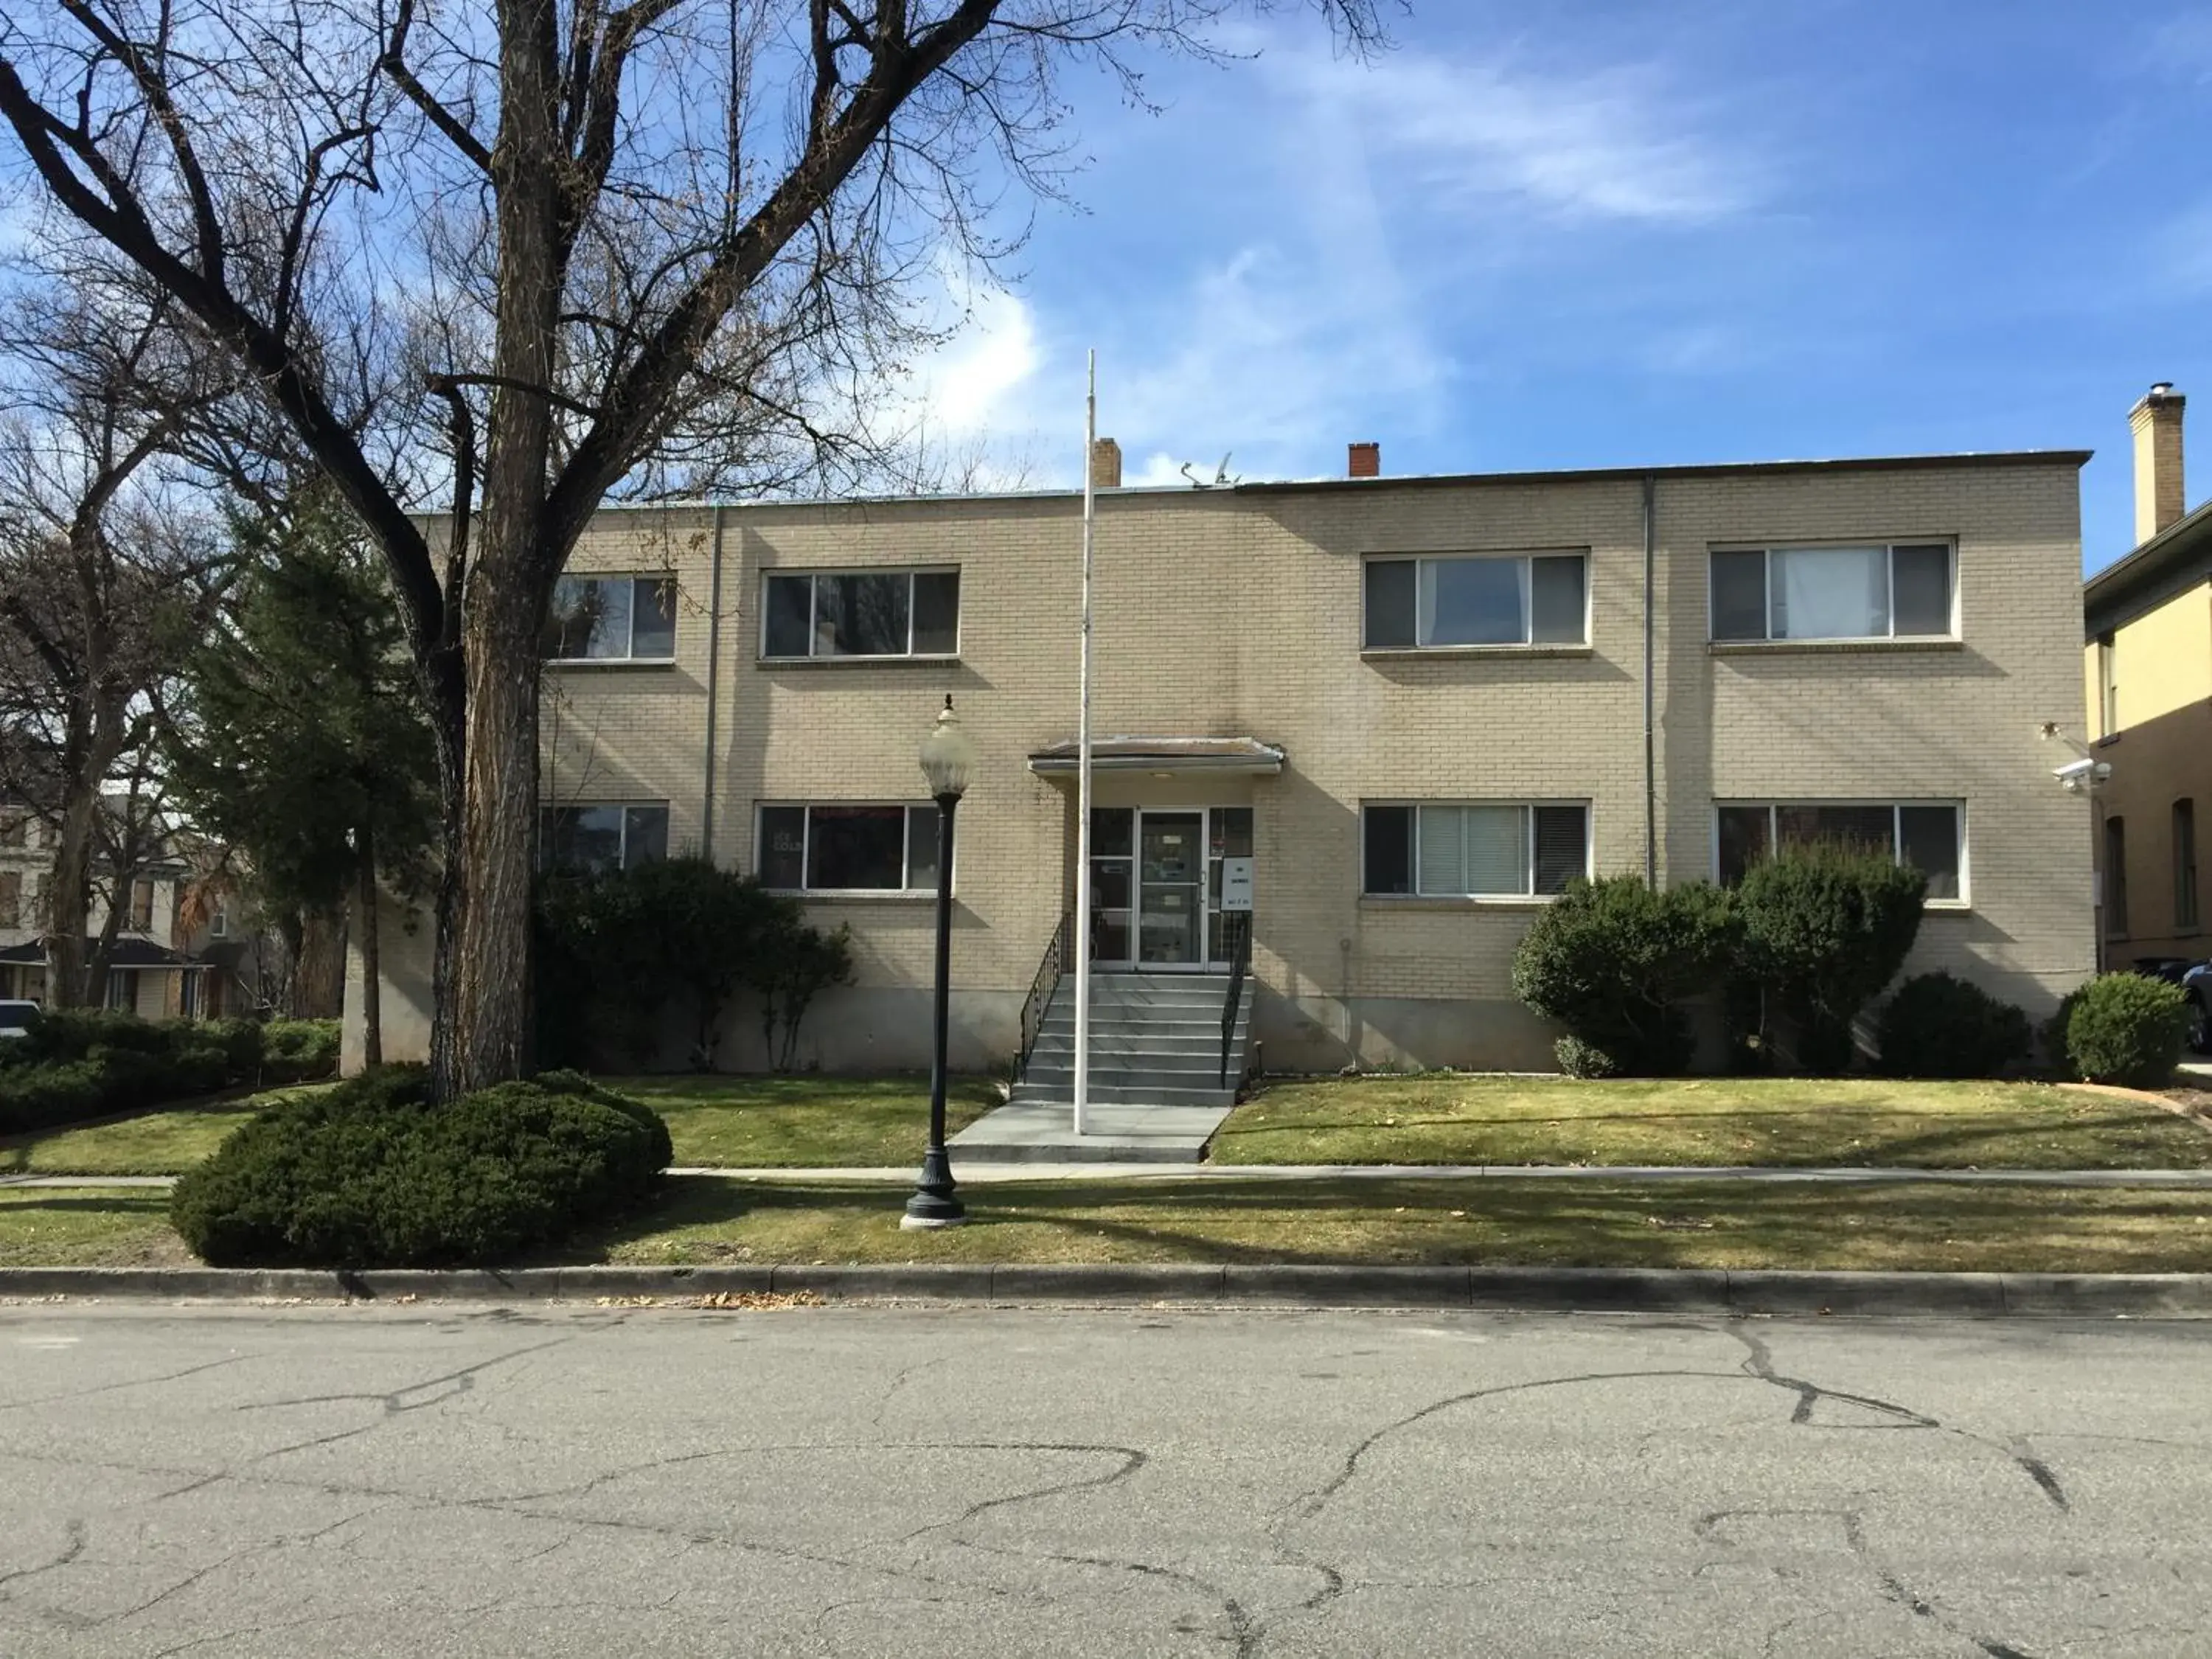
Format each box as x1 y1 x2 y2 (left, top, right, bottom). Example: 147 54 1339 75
1012 971 1254 1110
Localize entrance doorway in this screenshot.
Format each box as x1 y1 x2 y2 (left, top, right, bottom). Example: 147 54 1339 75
1088 807 1252 970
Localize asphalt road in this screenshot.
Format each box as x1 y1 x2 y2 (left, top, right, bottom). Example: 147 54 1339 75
1 1303 2208 1657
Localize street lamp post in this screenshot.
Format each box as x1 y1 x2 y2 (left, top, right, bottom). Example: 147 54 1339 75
903 695 976 1230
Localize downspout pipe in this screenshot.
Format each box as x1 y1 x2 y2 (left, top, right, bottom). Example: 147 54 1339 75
1642 474 1658 887
703 506 725 861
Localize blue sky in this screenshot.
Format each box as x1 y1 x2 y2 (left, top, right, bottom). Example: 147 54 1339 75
911 0 2212 574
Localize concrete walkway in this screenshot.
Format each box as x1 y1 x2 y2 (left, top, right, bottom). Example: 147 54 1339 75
13 1163 2212 1189
947 1099 1231 1164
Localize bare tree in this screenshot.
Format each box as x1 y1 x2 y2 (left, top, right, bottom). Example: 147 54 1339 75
0 0 1386 1097
0 274 225 1006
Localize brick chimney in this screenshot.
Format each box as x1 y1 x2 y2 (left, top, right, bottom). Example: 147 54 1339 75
1089 437 1122 490
2130 383 2186 544
1348 442 1380 479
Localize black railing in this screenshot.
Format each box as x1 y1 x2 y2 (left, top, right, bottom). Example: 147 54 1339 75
1219 911 1253 1087
1016 911 1072 1081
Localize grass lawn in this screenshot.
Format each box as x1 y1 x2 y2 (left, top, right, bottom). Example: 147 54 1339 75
576 1175 2212 1275
0 1074 997 1177
12 1175 2212 1275
1211 1076 2212 1171
608 1074 1000 1167
0 1088 323 1178
0 1190 189 1267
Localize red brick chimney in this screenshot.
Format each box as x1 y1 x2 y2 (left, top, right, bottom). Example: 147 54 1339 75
1348 442 1380 479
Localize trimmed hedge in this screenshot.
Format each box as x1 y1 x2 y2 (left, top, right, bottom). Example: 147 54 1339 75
0 1012 341 1136
1733 844 1927 1074
170 1067 673 1267
1877 972 2031 1079
2065 974 2189 1090
1512 876 1733 1078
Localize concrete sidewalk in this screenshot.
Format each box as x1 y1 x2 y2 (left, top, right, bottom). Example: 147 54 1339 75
13 1162 2212 1189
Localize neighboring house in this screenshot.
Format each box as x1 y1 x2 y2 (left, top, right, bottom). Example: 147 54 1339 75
346 437 2096 1078
0 801 208 1015
2082 384 2212 972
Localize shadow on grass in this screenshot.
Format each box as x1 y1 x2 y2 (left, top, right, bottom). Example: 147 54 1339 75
559 1174 2212 1273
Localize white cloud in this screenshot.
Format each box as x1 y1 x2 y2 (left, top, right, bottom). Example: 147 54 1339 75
1273 42 1763 226
903 278 1040 436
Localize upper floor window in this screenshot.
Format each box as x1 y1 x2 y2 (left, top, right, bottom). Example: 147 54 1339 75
762 568 960 660
1363 554 1586 650
128 877 156 933
1716 801 1963 900
538 803 670 874
0 870 18 929
757 803 942 892
2098 633 2120 736
209 904 230 940
0 810 25 848
1710 543 1954 642
1362 802 1589 898
545 574 678 662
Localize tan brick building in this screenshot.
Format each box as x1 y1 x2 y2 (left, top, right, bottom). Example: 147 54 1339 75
347 442 2098 1074
2082 385 2212 978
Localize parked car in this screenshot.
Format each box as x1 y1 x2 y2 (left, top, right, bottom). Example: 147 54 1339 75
2129 956 2200 985
0 999 38 1040
2180 965 2212 1055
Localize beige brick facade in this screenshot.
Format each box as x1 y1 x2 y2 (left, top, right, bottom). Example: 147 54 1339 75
349 451 2098 1074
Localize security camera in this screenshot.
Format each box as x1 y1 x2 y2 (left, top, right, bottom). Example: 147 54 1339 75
2053 757 2110 793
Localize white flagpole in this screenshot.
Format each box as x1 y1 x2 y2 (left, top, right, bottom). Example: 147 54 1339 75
1074 350 1096 1138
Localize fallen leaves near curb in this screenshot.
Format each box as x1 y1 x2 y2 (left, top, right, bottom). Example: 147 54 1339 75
594 1291 826 1310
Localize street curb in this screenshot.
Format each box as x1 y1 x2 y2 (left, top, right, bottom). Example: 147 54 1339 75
4 1263 2212 1316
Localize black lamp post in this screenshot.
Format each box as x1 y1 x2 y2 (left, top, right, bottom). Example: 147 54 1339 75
903 694 976 1230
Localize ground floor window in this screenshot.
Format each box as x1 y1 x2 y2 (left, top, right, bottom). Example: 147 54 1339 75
105 970 133 1012
538 803 671 874
1716 801 1963 900
756 803 942 893
1361 803 1589 898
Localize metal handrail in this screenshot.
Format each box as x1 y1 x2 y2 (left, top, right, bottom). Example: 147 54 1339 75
1219 911 1253 1087
1016 911 1072 1080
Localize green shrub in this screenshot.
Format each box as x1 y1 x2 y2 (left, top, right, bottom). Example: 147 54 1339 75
201 1018 267 1077
2040 991 2082 1077
1733 844 1928 1073
1512 876 1734 1077
1877 972 2031 1079
0 1062 106 1133
260 1019 341 1083
2065 974 2189 1090
170 1068 672 1267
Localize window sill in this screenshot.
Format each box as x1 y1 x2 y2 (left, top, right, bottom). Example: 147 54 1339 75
1360 644 1593 661
1358 894 1559 913
543 656 679 670
1922 900 1972 914
1707 638 1964 656
758 654 961 670
770 888 942 904
2097 733 2121 748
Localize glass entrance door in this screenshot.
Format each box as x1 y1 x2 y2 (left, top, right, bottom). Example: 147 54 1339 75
1088 807 1248 970
1138 811 1205 967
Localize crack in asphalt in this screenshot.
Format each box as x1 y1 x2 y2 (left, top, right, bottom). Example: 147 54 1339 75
0 1517 85 1599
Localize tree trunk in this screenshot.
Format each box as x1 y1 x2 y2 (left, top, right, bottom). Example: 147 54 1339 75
444 568 544 1096
293 909 346 1018
358 825 383 1068
43 779 95 1007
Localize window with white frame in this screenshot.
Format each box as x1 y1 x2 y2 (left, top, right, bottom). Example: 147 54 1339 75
1714 802 1964 900
1362 803 1589 897
2098 633 2119 735
756 804 942 892
537 804 671 874
1709 543 1955 642
544 574 678 661
1363 553 1586 650
762 568 960 660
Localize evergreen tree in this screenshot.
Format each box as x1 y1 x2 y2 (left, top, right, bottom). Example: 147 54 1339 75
167 490 437 1062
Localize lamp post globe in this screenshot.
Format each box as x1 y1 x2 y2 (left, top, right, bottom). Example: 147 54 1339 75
905 695 973 1230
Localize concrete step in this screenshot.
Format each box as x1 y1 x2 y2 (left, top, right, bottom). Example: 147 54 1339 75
1022 1062 1242 1091
1037 1011 1231 1034
1026 1033 1242 1061
1010 1079 1241 1110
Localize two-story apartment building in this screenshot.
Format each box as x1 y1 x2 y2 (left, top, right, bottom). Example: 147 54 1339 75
346 437 2096 1078
2082 385 2212 974
0 802 208 1015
